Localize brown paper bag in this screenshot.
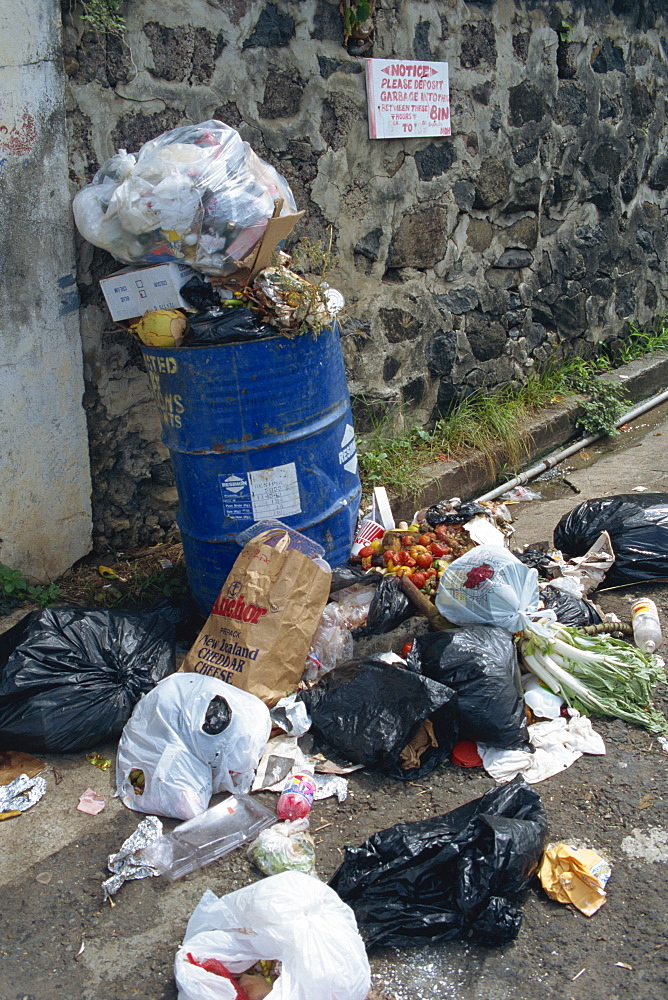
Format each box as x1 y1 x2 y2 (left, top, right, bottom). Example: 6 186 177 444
183 535 330 706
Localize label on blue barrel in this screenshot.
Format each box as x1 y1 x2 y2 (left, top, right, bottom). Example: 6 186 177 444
338 423 358 475
219 473 253 519
219 462 302 520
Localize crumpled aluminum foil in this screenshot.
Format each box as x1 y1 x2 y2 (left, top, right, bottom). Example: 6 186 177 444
270 694 311 738
314 774 348 803
252 265 332 331
0 773 47 813
102 815 163 900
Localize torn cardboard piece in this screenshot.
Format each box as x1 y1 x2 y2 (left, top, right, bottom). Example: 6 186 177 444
212 200 304 290
0 751 45 785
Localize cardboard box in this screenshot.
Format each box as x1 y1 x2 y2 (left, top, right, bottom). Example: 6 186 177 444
212 201 305 291
99 262 195 322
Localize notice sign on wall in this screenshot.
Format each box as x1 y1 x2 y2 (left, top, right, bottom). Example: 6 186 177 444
365 58 451 139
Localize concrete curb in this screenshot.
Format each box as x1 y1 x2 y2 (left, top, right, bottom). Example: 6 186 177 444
391 350 668 520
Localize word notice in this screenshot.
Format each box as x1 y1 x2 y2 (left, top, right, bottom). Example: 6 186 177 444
366 58 451 139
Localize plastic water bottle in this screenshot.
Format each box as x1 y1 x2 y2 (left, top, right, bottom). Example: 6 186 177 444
276 770 316 821
631 598 663 653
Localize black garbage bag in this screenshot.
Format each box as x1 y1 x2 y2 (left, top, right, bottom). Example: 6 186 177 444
185 306 274 345
150 596 204 646
406 626 530 750
300 657 458 780
514 546 555 577
330 776 548 948
330 565 381 594
352 575 415 637
179 274 221 312
554 493 668 585
426 500 486 527
540 585 602 627
0 607 175 753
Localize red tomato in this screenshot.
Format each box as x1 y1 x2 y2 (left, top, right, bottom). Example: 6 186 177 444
418 534 434 546
359 545 374 558
410 571 427 589
401 535 416 547
396 551 416 567
400 641 413 658
415 552 433 568
435 525 449 540
383 550 396 564
429 542 450 557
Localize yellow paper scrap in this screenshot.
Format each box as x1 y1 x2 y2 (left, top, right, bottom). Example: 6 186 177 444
0 810 22 822
539 842 611 916
86 753 111 771
98 566 119 578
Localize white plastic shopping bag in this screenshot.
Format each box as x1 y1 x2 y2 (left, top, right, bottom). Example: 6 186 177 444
116 673 270 820
435 545 539 633
175 871 371 1000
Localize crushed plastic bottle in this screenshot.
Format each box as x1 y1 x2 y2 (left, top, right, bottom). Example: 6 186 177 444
631 598 663 653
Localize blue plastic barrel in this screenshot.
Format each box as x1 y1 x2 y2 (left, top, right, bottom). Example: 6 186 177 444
141 324 361 613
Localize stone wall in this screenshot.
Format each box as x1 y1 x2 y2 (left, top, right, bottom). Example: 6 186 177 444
63 0 668 551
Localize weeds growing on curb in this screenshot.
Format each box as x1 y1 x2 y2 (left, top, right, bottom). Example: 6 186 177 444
358 318 668 498
608 317 668 364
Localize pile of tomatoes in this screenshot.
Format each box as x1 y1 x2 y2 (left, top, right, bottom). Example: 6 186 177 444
352 522 476 598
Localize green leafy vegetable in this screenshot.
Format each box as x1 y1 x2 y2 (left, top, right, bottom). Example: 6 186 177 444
520 622 668 734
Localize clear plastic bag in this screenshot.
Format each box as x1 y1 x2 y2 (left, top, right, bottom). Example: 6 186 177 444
235 520 324 559
73 120 297 276
304 602 358 682
116 673 271 820
435 545 539 634
175 871 371 1000
330 585 376 629
303 587 376 683
247 818 316 876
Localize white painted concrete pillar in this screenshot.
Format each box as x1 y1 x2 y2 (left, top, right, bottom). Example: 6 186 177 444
0 0 92 581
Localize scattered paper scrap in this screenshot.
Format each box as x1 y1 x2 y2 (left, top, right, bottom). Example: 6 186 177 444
77 788 106 815
539 843 611 916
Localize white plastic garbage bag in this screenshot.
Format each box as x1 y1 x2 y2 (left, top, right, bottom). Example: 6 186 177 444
175 871 371 1000
116 673 271 820
435 545 539 633
72 120 297 275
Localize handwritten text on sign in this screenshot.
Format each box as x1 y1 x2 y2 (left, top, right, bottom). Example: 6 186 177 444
366 59 451 139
